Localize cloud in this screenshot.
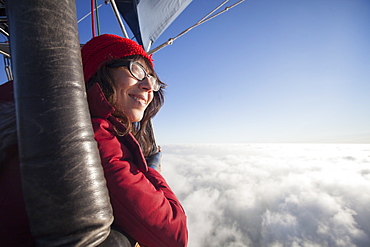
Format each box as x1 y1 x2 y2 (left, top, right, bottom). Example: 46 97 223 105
161 144 370 247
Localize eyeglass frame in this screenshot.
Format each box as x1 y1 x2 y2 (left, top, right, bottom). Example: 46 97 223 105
107 60 160 92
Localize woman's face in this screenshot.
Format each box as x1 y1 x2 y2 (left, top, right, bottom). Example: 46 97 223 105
110 58 155 122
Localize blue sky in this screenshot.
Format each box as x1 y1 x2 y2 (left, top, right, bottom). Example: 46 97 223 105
150 0 370 144
2 0 370 144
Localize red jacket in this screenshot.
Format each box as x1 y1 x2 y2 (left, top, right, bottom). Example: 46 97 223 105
87 83 188 247
0 145 35 247
0 81 188 246
0 81 35 246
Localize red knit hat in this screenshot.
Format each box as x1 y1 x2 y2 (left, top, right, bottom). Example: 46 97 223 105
81 34 153 83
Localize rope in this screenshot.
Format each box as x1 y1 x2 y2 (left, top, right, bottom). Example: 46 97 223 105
0 27 9 37
109 0 129 39
77 4 103 23
91 0 96 37
199 0 229 23
3 56 13 81
95 0 101 35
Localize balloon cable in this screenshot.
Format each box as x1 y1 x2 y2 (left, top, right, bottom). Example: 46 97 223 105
148 0 246 54
91 0 96 37
95 0 101 36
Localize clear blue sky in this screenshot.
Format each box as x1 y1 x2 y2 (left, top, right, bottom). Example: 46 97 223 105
2 0 370 144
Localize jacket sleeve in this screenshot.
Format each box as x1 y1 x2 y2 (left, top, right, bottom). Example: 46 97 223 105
92 118 188 247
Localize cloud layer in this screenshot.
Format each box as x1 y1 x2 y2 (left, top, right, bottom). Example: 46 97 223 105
161 144 370 247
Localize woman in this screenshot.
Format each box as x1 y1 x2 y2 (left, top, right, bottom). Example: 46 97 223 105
82 34 188 246
0 34 188 247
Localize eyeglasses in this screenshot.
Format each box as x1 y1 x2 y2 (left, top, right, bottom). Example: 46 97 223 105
108 61 160 91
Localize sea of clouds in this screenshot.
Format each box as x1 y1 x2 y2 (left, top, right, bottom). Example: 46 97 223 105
161 143 370 247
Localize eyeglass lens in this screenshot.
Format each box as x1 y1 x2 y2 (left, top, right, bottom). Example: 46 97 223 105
130 62 160 91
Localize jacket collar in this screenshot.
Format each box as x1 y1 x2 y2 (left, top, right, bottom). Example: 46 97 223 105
86 83 114 119
86 83 148 171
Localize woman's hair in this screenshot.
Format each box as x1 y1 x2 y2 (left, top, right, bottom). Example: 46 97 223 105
87 55 166 156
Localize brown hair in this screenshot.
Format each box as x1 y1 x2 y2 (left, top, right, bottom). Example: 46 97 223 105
87 55 166 156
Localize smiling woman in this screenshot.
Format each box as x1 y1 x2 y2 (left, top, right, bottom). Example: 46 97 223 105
81 34 187 246
83 36 166 156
